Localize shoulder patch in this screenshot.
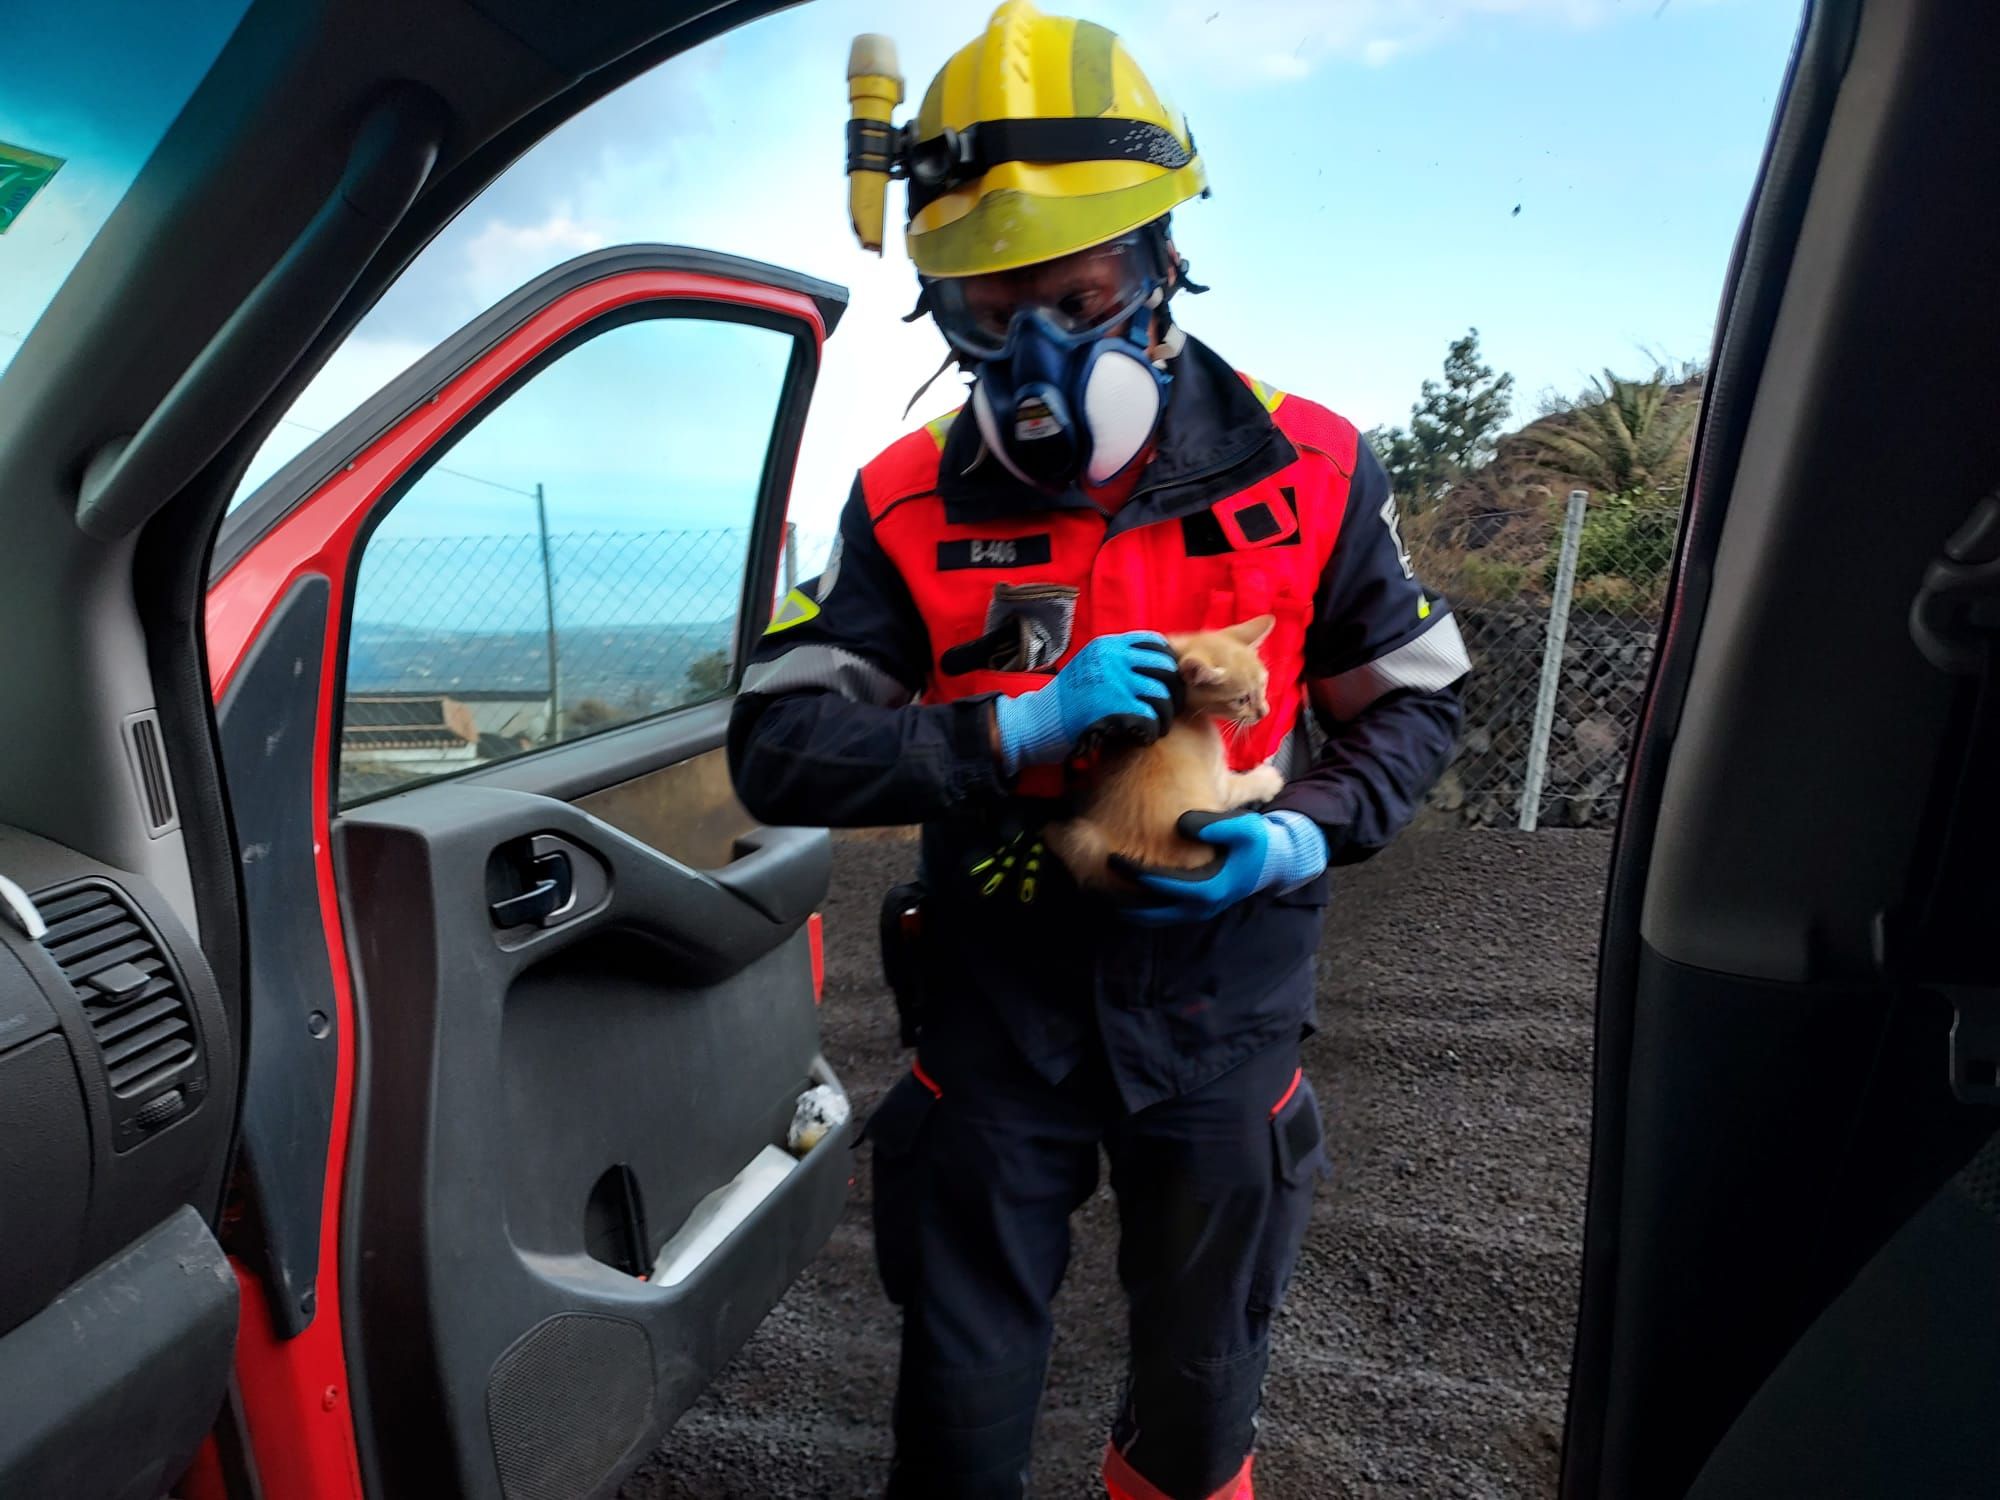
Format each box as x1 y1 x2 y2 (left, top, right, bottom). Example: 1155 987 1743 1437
860 421 953 521
1266 390 1360 475
1244 374 1286 414
764 588 821 634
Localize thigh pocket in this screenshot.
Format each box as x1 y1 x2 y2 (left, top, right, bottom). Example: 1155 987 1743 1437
864 1070 941 1306
1271 1069 1330 1188
1250 1070 1329 1319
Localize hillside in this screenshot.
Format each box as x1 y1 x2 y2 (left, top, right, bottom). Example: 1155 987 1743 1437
1405 375 1704 617
348 619 733 708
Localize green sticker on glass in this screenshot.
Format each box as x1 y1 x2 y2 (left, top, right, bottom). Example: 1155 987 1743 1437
0 142 65 236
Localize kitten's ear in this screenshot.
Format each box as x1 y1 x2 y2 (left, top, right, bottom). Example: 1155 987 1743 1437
1179 652 1226 686
1232 614 1277 648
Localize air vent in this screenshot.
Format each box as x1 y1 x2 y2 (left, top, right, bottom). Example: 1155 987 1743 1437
37 881 202 1146
124 710 179 837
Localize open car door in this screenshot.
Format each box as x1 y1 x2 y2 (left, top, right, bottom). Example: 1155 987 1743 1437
1561 2 2000 1496
206 246 849 1500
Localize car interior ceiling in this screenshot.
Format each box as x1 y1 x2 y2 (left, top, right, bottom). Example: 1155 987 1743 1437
1564 0 2000 1495
1 0 798 927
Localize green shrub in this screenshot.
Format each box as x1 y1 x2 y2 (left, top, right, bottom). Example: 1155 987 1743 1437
1550 489 1679 593
1454 554 1529 602
1571 574 1659 615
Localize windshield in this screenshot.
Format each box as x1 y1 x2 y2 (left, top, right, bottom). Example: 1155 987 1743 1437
0 0 251 382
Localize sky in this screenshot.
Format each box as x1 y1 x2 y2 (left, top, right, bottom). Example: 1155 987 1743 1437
3 0 1805 568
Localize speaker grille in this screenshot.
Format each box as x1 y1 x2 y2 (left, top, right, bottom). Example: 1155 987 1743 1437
1955 1131 2000 1219
125 710 179 836
487 1314 655 1500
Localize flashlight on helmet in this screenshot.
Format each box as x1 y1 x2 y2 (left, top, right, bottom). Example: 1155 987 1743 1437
846 34 904 255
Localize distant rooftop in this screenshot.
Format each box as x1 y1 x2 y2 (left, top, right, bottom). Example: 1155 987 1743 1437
344 694 478 753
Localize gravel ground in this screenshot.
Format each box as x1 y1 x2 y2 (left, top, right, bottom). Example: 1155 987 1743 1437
626 828 1608 1500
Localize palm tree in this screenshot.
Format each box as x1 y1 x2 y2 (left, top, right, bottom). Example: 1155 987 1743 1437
1523 368 1699 498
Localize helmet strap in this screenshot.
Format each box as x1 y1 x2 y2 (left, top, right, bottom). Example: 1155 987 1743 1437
902 348 964 419
1149 215 1209 297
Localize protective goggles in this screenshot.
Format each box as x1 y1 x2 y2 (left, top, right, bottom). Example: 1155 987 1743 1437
925 233 1162 361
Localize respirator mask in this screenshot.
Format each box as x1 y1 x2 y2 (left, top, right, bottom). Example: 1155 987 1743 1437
926 230 1182 493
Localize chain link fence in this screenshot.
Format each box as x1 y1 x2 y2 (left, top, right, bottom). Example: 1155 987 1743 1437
796 499 1673 831
1407 488 1674 829
340 527 752 802
335 497 1673 826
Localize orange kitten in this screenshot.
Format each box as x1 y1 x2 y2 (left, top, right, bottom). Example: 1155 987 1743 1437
1043 615 1283 890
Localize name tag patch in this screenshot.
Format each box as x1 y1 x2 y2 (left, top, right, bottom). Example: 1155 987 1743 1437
936 535 1054 571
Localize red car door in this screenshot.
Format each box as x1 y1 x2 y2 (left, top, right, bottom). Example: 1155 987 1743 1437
204 246 846 1500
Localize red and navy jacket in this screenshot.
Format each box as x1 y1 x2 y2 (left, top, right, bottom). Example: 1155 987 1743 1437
728 335 1467 1109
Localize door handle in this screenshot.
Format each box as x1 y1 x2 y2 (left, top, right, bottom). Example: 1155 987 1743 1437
490 850 574 928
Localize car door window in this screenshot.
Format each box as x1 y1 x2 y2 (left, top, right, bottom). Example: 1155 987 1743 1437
341 312 790 805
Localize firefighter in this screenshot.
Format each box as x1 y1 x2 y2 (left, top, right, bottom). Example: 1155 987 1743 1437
729 4 1468 1496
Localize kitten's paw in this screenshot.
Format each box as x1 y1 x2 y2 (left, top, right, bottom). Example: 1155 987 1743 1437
1239 764 1285 804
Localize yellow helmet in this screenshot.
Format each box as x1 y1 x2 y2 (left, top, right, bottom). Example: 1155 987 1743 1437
848 2 1208 280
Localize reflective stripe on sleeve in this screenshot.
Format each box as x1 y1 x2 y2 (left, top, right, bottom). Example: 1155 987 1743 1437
739 643 913 707
1310 612 1470 721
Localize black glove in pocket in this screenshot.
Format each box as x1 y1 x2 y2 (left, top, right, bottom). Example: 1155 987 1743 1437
939 582 1079 675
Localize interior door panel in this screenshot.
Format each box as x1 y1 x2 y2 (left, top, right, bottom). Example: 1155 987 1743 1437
205 245 849 1496
337 759 840 1499
573 743 761 872
1563 1 2000 1494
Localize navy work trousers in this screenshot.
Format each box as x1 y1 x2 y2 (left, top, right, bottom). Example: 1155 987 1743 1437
866 1014 1328 1500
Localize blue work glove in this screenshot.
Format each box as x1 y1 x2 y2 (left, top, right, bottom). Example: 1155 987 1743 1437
1113 809 1329 925
992 631 1180 773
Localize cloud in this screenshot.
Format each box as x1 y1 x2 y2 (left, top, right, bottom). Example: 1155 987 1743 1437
460 211 610 306
1137 0 1701 82
231 334 433 502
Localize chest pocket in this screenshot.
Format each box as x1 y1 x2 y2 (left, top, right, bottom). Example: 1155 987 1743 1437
1190 504 1314 657
1168 489 1320 770
1180 489 1312 626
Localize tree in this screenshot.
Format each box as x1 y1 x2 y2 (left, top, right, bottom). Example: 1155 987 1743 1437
1520 367 1699 498
565 697 621 731
1411 329 1514 488
684 649 731 700
1364 423 1428 508
1369 328 1515 509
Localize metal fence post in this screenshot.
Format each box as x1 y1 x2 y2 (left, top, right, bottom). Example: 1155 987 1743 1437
1519 488 1589 831
783 522 799 593
534 482 561 743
